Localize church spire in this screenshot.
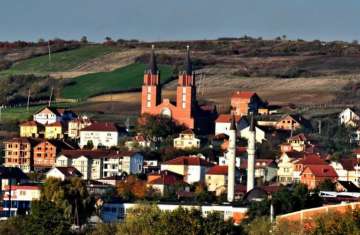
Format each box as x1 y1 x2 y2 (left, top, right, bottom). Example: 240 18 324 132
185 45 192 75
148 45 158 75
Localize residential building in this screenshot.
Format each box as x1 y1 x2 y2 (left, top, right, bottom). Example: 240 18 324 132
339 108 360 127
240 159 278 183
300 165 338 189
46 166 83 181
205 165 241 195
0 184 41 218
215 114 244 136
280 133 316 153
230 91 265 116
147 170 185 196
4 138 37 173
19 121 39 138
79 122 119 149
56 150 143 180
292 154 327 183
275 114 311 131
68 115 92 139
239 125 266 143
173 129 200 149
33 140 75 169
33 107 76 125
277 151 304 185
97 175 125 186
44 121 64 139
160 155 214 184
330 158 360 187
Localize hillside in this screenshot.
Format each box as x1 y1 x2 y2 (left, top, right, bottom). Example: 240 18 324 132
0 38 360 110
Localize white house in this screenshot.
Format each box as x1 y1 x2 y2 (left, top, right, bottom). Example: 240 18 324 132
56 150 143 180
215 115 247 136
46 166 83 181
173 129 200 149
68 115 92 139
339 108 360 127
79 122 119 149
160 155 214 184
239 126 266 143
33 107 76 125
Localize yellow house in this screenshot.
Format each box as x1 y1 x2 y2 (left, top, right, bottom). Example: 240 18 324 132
45 122 63 139
20 121 39 138
277 151 303 185
205 165 228 195
173 129 200 149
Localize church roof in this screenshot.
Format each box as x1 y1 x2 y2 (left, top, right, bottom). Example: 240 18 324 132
148 45 158 75
184 45 192 75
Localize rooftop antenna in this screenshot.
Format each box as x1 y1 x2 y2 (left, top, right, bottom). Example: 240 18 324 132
48 87 54 107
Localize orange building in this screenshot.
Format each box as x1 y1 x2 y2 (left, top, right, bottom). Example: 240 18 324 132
230 91 264 116
4 138 36 173
300 165 338 189
140 46 216 131
34 140 57 168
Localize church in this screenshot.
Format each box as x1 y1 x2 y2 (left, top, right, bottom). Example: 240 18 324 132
140 46 216 133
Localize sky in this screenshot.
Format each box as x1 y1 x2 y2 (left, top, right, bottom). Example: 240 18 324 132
1 0 360 42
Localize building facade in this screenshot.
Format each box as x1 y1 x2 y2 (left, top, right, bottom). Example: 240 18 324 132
173 129 200 149
4 138 34 173
79 122 119 149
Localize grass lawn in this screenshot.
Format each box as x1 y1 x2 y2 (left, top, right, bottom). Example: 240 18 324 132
61 63 173 99
2 45 115 75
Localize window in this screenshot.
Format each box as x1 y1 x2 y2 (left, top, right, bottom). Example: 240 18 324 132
147 101 151 108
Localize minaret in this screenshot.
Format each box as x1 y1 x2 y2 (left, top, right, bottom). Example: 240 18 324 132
227 115 236 202
247 112 256 192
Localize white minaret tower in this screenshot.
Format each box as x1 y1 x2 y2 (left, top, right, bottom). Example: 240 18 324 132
247 112 256 192
227 115 237 202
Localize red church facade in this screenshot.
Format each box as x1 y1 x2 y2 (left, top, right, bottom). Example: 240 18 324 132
141 46 197 129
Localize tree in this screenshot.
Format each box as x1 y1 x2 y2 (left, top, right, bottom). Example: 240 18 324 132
136 114 185 147
84 140 94 150
25 201 70 235
117 175 147 200
0 216 27 235
80 36 88 44
246 216 271 235
89 223 118 235
318 179 336 191
41 177 94 225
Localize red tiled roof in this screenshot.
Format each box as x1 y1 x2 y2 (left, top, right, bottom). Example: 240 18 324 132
215 114 242 123
232 91 256 99
295 154 327 165
288 133 308 142
61 149 134 159
207 165 229 175
81 122 118 132
284 151 305 159
20 120 38 126
163 156 214 167
4 137 31 144
304 165 337 178
181 129 195 134
353 149 360 155
55 166 82 177
340 158 360 171
46 121 62 127
148 174 182 185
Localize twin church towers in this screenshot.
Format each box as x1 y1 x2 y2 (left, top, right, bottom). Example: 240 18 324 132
141 45 197 129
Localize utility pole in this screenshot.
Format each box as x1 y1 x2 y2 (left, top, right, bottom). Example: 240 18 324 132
318 119 322 135
26 88 31 112
48 87 54 107
48 40 51 63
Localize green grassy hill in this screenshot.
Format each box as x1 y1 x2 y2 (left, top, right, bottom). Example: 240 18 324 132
2 45 114 75
61 63 173 99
